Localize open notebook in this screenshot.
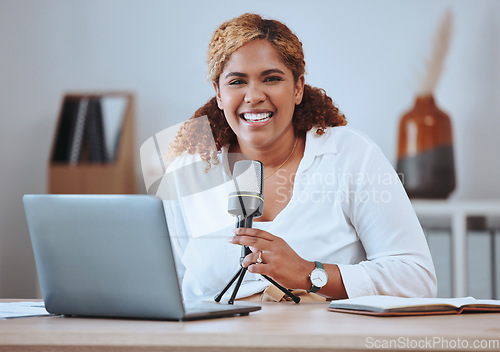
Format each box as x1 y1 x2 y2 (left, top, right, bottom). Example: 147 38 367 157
328 295 500 316
23 194 260 321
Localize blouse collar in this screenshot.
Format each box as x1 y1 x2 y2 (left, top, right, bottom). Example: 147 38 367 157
218 126 340 175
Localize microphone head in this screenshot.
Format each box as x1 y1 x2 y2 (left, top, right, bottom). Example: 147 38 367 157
231 160 263 195
228 160 264 219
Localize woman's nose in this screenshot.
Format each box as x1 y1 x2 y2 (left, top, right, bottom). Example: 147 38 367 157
244 83 266 104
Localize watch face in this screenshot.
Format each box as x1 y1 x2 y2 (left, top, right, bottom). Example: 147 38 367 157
311 269 328 288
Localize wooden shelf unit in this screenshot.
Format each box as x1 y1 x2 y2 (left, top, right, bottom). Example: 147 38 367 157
48 92 136 194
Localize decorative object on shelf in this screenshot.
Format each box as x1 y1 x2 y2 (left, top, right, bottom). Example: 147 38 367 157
397 95 455 198
397 10 456 199
49 92 136 194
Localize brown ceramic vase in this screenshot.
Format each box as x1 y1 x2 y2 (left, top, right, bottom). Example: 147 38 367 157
396 95 456 199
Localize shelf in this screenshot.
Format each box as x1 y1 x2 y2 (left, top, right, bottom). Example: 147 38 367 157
412 199 500 298
48 92 136 194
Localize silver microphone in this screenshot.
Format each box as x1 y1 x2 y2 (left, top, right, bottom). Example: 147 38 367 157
228 160 264 227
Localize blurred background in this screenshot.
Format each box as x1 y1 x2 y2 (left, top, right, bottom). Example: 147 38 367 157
0 0 498 298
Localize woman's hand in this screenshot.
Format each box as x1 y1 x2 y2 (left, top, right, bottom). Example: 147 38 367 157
228 227 314 290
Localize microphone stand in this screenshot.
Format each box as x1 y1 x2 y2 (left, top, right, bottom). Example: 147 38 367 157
214 216 300 304
216 160 300 304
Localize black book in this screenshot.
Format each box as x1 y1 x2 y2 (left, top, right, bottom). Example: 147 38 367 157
68 98 89 164
85 98 108 163
52 97 79 162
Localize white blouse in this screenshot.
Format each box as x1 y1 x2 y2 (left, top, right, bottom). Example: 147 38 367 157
156 126 437 301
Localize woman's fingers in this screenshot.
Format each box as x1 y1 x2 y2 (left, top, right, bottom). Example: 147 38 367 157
229 228 274 248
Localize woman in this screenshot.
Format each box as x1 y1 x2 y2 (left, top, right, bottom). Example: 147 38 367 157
156 13 436 301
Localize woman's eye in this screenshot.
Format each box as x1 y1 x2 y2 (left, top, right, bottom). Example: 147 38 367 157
229 79 245 85
264 76 283 83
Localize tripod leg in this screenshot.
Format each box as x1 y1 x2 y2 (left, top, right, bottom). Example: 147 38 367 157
214 267 244 302
225 245 250 304
228 267 247 304
262 274 301 303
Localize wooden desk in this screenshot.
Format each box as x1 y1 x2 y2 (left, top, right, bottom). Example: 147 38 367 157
1 302 500 352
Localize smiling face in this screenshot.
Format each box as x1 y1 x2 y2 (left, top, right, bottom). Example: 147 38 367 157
214 39 305 152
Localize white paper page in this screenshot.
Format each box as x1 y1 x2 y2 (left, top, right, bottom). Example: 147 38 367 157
0 301 51 319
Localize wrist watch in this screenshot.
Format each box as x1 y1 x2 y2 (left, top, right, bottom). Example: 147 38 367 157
307 261 328 293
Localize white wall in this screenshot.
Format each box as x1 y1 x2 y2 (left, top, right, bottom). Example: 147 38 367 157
0 0 498 298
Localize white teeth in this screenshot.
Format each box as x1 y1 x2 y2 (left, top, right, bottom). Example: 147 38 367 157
242 112 272 122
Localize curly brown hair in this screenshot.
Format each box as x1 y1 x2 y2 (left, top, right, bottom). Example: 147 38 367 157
169 13 347 166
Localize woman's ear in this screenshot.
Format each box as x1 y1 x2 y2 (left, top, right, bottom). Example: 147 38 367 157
213 81 223 110
294 75 305 105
